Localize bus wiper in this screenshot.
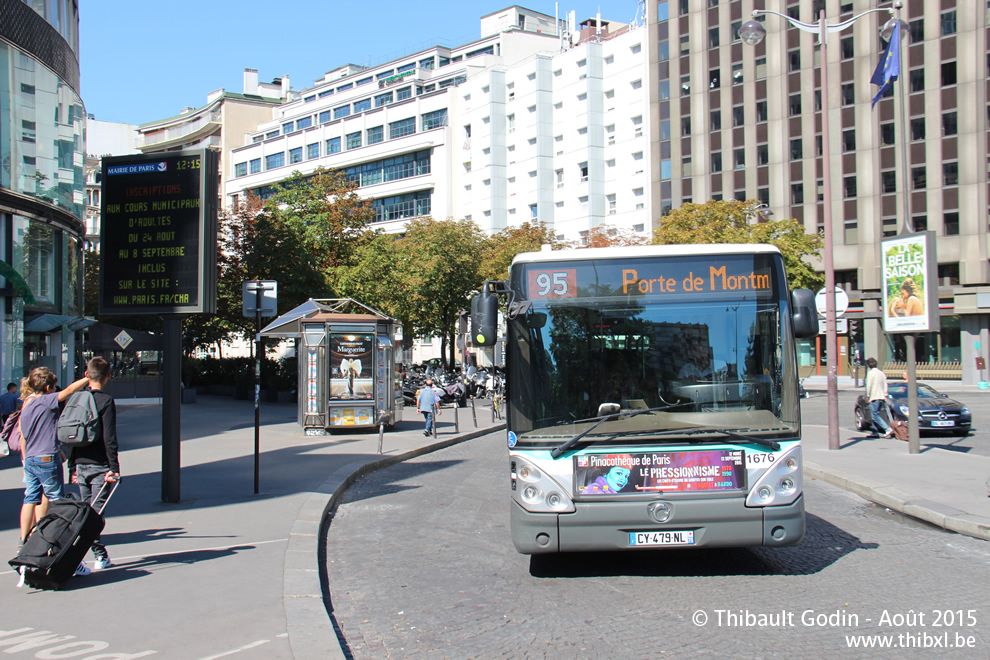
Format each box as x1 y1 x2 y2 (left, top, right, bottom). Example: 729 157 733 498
683 427 781 451
549 403 693 459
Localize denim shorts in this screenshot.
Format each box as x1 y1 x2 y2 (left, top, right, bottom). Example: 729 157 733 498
23 454 64 505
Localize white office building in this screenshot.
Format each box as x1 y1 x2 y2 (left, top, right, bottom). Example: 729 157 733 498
224 5 656 243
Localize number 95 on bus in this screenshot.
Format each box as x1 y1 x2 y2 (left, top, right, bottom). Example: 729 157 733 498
528 269 577 299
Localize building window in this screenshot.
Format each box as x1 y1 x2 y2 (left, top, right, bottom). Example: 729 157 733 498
375 92 393 107
710 110 721 131
234 162 247 177
909 69 924 93
282 121 294 134
711 152 722 172
790 138 803 160
249 158 261 174
944 212 959 235
882 170 896 194
319 110 332 124
941 10 957 36
842 129 855 152
788 49 800 72
757 143 769 165
333 105 350 120
346 132 362 149
913 216 928 232
755 57 767 81
908 18 923 43
681 116 691 136
709 68 720 89
734 148 745 168
943 162 958 186
396 86 413 101
389 117 416 139
354 99 372 113
297 116 312 130
289 147 303 163
943 111 957 136
306 143 320 159
579 162 589 181
792 183 804 205
880 122 895 146
422 109 448 131
910 117 925 141
731 63 743 85
840 36 854 60
265 152 284 169
682 156 692 176
841 83 854 106
327 137 341 154
942 61 956 86
789 94 802 116
911 166 926 189
755 101 768 122
709 27 719 48
843 176 857 198
732 105 744 127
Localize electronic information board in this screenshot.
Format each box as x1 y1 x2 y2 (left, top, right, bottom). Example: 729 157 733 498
99 149 218 315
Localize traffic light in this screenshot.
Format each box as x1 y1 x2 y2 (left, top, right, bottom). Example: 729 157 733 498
848 319 859 336
471 284 498 346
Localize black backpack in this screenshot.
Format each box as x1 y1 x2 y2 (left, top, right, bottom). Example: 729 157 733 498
57 391 102 447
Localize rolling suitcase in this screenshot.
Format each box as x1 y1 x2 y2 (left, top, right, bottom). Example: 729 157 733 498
9 481 117 590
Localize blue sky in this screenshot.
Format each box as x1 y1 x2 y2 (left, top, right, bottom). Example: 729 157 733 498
80 0 633 126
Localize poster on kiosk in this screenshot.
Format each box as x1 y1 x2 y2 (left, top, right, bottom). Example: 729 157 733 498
329 334 374 400
881 231 940 335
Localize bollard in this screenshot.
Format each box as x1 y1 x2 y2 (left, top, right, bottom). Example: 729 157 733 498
377 423 385 454
432 406 438 438
471 397 478 428
454 404 460 433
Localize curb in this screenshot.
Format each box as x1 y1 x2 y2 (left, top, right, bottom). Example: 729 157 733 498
283 423 507 659
804 460 990 542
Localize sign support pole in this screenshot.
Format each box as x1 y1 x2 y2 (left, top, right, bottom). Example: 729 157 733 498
255 285 262 494
162 317 182 502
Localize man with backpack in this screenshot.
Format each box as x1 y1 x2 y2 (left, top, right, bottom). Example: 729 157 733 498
66 356 119 570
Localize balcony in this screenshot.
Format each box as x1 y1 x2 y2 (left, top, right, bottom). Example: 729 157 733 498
137 110 221 151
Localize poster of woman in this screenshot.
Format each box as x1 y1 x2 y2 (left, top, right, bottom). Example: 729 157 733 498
881 233 938 333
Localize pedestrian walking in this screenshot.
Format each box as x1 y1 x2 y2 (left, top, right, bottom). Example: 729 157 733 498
0 381 21 425
865 357 894 438
417 379 441 436
16 367 90 578
67 357 119 571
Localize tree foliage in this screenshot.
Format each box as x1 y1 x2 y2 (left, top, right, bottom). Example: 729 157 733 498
581 224 648 249
479 222 561 282
395 218 486 368
651 199 824 289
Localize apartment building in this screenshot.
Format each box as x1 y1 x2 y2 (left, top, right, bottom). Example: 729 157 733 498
650 0 990 383
83 118 138 252
224 6 656 243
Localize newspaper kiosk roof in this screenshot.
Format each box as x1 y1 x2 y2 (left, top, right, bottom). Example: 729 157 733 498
260 298 395 338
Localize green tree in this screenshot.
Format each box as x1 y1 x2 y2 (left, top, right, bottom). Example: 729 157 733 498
651 199 824 289
334 230 409 323
397 218 486 368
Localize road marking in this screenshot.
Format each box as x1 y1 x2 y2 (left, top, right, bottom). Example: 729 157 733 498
198 639 271 659
0 538 288 577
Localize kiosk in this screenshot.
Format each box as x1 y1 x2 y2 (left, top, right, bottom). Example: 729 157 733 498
261 299 402 433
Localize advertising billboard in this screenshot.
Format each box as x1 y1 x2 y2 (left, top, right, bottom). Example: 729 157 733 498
881 232 940 334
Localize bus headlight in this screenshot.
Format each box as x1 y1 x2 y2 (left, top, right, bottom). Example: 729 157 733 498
510 458 575 513
746 445 803 508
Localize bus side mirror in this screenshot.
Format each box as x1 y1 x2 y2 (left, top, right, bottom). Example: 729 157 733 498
790 289 819 338
471 287 499 346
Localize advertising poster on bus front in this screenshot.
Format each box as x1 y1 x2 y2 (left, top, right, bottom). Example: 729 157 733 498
329 334 374 399
575 450 745 496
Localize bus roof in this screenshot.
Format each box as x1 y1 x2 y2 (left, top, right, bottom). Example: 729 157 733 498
511 243 782 266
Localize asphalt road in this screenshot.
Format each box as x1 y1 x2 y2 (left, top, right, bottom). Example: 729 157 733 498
801 387 990 457
325 430 990 659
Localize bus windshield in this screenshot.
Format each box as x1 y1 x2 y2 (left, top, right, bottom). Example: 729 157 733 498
507 253 801 445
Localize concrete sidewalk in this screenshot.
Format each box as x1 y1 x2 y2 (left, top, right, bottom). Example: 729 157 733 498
0 395 504 659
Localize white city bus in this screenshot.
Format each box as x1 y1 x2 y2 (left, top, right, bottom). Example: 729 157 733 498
472 244 819 554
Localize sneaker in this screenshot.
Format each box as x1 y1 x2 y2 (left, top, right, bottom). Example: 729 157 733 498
93 556 113 570
883 430 895 438
73 561 91 576
16 566 25 588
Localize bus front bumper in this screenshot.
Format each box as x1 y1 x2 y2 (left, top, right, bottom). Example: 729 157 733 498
511 494 805 554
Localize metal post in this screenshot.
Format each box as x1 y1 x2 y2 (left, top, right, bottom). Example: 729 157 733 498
819 12 840 451
377 422 385 454
162 318 182 502
254 285 262 494
454 405 460 434
471 397 478 428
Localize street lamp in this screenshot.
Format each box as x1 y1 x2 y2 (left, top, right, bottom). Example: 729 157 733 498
740 4 897 451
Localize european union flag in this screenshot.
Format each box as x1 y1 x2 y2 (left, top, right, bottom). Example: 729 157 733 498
871 21 901 108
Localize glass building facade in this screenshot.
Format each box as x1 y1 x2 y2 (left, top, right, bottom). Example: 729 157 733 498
0 0 88 385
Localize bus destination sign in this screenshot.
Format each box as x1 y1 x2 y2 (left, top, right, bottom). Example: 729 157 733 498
99 150 218 315
522 256 776 301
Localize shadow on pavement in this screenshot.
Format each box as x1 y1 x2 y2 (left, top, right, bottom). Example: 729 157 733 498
336 459 468 505
528 513 877 578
